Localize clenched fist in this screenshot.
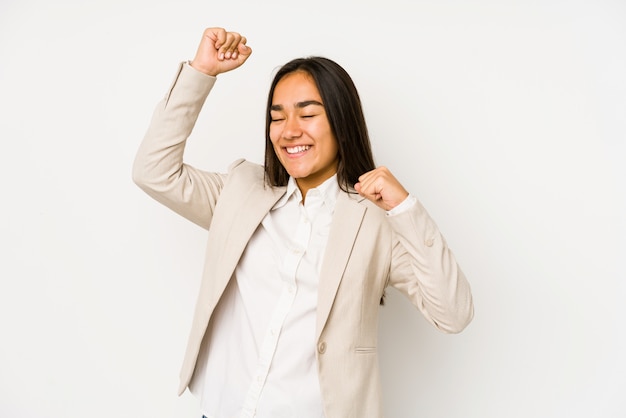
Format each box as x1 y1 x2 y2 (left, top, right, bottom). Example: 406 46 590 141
190 27 252 76
354 166 409 211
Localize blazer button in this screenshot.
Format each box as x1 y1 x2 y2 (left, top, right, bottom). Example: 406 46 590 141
318 341 327 354
425 238 434 247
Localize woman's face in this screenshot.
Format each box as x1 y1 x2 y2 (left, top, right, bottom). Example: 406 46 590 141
269 71 339 194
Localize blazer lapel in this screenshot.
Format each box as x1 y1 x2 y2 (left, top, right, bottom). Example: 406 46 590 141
212 182 287 292
315 191 367 340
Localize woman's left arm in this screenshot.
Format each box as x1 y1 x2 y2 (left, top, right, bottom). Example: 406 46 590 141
356 167 474 333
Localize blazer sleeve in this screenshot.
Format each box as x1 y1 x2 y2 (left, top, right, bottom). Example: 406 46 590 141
386 199 474 333
132 62 227 230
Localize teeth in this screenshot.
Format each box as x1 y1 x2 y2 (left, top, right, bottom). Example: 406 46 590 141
286 145 310 154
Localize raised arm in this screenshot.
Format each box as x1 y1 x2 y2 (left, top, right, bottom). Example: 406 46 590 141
132 28 252 229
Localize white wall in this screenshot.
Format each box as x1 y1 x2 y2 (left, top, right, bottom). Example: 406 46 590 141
1 0 624 417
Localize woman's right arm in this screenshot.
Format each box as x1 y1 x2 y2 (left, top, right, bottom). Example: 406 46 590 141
132 28 252 230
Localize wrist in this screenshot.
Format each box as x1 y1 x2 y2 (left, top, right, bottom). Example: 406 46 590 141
189 60 218 77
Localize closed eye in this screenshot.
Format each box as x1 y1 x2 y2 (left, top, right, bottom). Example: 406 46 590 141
270 112 284 122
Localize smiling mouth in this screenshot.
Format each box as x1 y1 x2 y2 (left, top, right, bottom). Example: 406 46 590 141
285 145 310 154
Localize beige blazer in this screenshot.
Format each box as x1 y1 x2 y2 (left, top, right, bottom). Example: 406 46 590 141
133 63 474 418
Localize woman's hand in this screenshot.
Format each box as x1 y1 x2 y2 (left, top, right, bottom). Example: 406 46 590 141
354 167 409 211
190 27 252 76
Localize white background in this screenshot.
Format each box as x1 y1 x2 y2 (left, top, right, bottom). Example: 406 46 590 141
1 0 624 417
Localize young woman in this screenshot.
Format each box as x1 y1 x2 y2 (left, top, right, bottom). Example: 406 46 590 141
133 27 473 418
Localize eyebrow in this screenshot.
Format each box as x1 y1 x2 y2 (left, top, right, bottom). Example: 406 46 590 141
270 100 324 111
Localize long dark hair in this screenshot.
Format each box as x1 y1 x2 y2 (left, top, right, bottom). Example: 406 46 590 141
264 57 376 192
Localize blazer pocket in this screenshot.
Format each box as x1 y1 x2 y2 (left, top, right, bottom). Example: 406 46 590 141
355 346 377 354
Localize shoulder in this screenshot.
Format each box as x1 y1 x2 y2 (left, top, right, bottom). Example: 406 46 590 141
338 190 389 227
220 159 268 194
344 190 386 217
227 158 264 180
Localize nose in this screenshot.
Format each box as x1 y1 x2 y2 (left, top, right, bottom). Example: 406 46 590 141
282 117 302 139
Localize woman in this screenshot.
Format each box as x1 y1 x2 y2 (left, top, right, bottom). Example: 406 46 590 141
133 27 473 418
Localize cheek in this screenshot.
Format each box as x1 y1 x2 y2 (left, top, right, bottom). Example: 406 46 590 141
268 135 282 157
269 127 280 146
327 136 339 159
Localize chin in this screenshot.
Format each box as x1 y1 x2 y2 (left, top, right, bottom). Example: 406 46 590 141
285 168 310 179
